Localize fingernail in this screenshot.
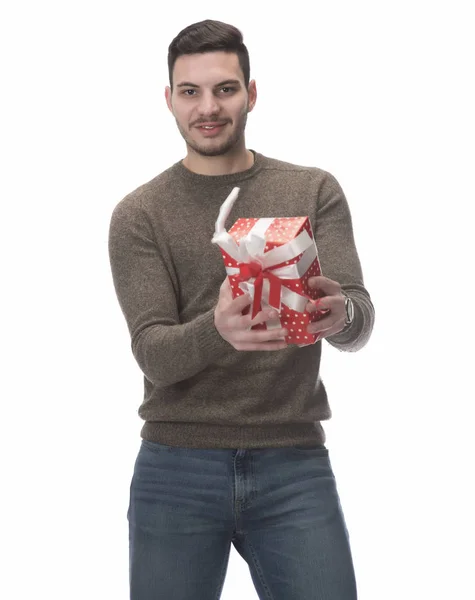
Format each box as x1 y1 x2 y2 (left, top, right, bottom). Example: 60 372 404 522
268 310 278 319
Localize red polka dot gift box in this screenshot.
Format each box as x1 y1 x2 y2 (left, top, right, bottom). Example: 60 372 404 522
212 187 329 347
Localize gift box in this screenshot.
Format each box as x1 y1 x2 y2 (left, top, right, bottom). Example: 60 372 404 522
212 187 329 346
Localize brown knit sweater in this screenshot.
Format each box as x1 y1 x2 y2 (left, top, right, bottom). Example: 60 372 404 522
108 151 375 448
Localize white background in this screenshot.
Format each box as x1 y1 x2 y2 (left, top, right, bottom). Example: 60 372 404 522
1 1 474 598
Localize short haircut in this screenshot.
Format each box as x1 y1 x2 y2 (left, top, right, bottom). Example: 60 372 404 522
168 20 250 88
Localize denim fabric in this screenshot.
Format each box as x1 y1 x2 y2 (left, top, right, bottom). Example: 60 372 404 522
128 440 357 599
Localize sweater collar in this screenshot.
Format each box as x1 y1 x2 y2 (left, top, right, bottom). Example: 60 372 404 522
172 150 263 185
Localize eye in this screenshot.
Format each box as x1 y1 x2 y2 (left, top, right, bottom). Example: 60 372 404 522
182 89 196 96
219 86 236 94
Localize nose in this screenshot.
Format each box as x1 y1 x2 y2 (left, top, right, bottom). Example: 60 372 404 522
197 90 220 117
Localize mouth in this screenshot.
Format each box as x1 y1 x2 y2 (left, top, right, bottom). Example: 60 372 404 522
195 122 228 137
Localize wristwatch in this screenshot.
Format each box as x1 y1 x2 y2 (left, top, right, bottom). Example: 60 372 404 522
341 291 355 327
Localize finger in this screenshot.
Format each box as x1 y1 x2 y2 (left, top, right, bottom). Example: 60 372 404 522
235 340 288 351
308 275 341 295
306 290 346 314
220 277 232 292
230 291 252 313
236 325 288 344
306 310 336 334
314 321 346 341
306 298 331 314
218 278 235 304
307 316 344 335
249 307 280 327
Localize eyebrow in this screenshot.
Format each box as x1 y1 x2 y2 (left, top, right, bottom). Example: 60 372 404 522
176 79 242 88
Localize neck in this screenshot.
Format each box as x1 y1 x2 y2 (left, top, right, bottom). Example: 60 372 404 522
182 143 254 176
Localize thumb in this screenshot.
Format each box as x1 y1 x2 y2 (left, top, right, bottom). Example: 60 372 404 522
308 275 337 296
231 290 252 313
308 275 326 294
220 277 232 292
218 278 251 312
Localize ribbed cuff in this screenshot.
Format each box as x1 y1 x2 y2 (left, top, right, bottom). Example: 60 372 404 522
193 307 232 359
141 421 326 449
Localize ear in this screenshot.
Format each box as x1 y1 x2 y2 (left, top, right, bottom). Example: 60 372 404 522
247 80 257 113
165 86 173 113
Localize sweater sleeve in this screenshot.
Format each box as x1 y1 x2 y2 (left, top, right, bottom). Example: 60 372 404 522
314 171 375 352
108 196 230 387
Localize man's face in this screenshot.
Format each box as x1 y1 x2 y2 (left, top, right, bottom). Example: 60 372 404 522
165 51 256 157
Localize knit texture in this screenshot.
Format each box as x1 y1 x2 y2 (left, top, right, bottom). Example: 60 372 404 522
108 151 375 448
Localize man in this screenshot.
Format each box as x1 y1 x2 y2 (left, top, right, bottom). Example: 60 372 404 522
109 19 374 600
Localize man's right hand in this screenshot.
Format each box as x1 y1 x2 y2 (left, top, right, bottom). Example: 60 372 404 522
214 278 288 351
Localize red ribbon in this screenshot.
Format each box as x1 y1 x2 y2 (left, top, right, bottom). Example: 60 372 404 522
237 261 282 318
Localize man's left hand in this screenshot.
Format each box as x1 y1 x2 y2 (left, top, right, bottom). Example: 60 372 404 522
305 276 348 341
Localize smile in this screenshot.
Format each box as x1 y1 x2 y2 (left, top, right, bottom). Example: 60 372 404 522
196 122 228 136
197 123 226 129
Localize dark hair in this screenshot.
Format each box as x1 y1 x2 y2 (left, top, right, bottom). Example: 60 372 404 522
168 20 250 89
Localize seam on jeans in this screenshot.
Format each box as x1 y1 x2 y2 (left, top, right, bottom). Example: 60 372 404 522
245 539 274 600
214 536 233 600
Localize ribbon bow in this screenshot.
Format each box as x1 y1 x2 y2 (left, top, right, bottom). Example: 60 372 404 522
237 260 282 318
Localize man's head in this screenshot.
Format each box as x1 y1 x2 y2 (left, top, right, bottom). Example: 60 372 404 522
165 20 256 158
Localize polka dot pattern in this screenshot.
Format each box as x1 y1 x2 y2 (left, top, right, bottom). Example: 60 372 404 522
219 216 327 346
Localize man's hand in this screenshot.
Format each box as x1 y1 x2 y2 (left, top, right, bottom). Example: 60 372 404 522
305 276 347 341
214 278 288 351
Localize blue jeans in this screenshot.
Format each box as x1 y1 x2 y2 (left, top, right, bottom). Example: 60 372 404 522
128 440 357 599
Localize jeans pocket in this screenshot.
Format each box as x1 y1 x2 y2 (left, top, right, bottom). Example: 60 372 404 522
291 444 329 456
140 439 175 454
